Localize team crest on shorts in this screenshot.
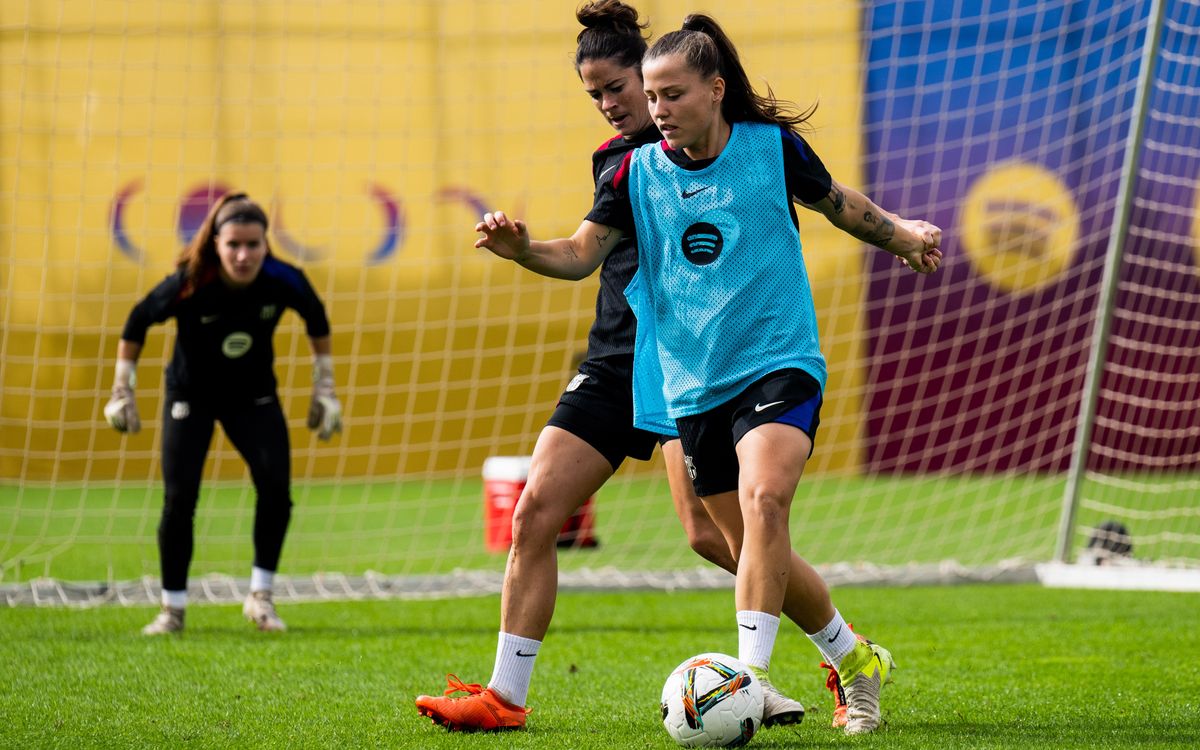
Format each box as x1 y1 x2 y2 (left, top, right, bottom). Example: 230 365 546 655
171 401 190 420
566 373 588 392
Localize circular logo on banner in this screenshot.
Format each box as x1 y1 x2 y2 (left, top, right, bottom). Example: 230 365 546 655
222 332 253 358
961 162 1079 293
681 222 724 265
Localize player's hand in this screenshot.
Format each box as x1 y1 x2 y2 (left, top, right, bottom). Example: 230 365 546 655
474 211 531 262
307 383 342 440
308 354 341 440
895 219 943 274
104 385 141 433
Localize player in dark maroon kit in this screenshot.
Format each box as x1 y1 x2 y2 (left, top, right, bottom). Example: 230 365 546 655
416 1 808 732
104 192 341 635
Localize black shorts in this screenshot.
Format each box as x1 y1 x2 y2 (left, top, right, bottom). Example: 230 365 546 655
675 368 822 497
547 354 663 471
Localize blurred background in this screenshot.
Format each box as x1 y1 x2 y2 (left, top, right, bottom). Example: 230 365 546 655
2 0 1197 600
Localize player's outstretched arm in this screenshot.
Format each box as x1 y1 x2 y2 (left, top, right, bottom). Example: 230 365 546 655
806 179 942 274
474 210 624 281
103 339 143 434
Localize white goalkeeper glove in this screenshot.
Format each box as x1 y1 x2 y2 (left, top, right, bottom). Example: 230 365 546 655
307 354 342 440
103 359 141 434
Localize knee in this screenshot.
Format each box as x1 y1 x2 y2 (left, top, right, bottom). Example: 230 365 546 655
676 503 739 573
159 492 197 530
740 484 790 530
250 466 290 503
687 526 738 574
510 484 573 548
256 487 292 512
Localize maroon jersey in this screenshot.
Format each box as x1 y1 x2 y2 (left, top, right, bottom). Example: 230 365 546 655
581 124 662 360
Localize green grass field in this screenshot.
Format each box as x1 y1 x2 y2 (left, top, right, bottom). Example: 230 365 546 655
4 584 1199 749
4 472 1196 587
1 473 1080 584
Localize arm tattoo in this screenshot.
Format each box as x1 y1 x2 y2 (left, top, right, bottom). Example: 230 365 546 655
827 186 846 215
861 210 896 249
593 226 614 250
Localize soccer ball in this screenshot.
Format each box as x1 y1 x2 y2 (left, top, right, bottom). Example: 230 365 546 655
660 653 763 748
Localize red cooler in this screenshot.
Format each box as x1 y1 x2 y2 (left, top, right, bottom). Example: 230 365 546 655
483 456 597 552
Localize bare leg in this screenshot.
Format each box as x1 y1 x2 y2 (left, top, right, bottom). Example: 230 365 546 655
733 423 806 616
500 426 614 639
662 439 737 574
697 430 835 634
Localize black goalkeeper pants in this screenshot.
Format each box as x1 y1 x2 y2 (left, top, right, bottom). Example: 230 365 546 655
157 392 292 592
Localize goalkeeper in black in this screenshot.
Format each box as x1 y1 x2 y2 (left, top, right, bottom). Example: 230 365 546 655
103 193 341 635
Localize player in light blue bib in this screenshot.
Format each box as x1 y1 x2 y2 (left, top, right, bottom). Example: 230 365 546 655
472 12 941 737
629 16 939 734
623 119 827 434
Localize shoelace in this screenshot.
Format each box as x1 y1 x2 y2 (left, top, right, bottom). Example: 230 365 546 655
820 662 840 693
443 674 485 698
820 661 849 709
439 675 533 715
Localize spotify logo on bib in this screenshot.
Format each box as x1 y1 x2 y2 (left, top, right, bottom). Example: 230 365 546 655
681 222 723 266
222 332 253 358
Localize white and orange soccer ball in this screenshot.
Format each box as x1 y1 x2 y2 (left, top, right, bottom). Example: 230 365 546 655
660 653 764 748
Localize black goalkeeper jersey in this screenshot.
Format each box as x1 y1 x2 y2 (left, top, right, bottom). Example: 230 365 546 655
581 124 662 361
121 256 330 401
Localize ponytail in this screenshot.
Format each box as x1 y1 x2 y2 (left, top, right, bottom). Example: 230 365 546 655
647 14 816 133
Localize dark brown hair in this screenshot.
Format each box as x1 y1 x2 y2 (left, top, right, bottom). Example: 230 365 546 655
646 14 816 133
574 0 649 74
176 192 269 290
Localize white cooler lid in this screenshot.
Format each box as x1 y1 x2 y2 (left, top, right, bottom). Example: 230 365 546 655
482 456 532 481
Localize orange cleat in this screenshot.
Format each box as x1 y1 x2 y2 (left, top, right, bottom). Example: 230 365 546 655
821 623 869 729
415 674 530 732
821 660 850 728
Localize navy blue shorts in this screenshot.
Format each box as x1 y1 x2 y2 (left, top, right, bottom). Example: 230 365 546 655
547 354 663 472
675 368 822 497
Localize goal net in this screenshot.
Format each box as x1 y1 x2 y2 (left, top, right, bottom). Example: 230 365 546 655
2 0 1197 605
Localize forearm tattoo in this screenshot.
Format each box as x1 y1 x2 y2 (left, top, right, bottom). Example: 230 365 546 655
861 210 896 249
827 186 846 215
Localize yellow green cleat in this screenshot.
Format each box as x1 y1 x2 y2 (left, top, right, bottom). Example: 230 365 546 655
837 640 896 735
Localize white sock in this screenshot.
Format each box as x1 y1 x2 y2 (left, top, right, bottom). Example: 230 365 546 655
488 632 541 707
808 609 858 669
737 610 781 672
250 566 274 593
162 589 187 609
